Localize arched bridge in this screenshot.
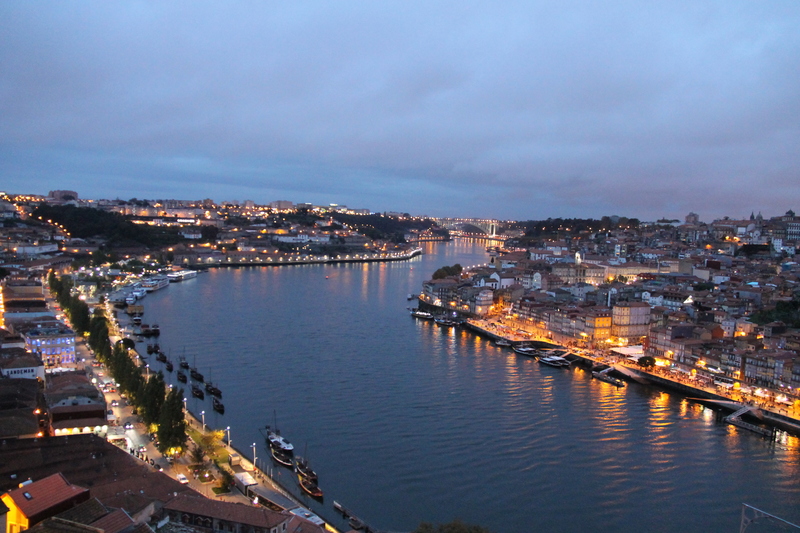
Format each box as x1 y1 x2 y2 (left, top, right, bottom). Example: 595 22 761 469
433 218 503 237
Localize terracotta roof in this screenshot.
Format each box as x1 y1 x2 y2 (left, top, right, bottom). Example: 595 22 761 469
5 472 89 519
164 494 286 529
90 508 134 533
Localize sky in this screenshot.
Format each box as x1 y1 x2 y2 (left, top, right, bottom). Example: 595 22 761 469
1 2 799 222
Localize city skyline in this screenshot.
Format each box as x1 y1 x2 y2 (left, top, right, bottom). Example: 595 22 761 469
1 2 799 221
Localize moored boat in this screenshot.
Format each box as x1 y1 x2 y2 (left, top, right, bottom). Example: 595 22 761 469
179 356 189 370
177 370 187 383
270 445 294 467
592 370 625 387
495 339 512 347
190 368 204 382
165 360 174 372
191 384 204 399
297 472 324 499
512 345 538 357
410 309 434 319
212 397 225 414
156 351 167 363
205 381 222 398
539 355 570 368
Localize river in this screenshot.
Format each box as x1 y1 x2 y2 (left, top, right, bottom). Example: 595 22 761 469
137 239 800 533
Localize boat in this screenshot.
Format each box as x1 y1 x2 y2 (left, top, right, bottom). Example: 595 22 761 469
168 269 198 282
190 368 204 382
140 324 159 337
179 356 189 369
141 276 169 292
435 316 461 327
592 369 625 387
270 445 294 467
297 472 324 499
512 345 538 357
264 411 294 454
146 344 156 355
495 339 512 347
212 397 225 414
133 316 143 326
539 355 571 368
165 360 174 372
410 309 434 319
156 351 167 363
191 384 204 399
177 370 187 383
407 293 415 300
295 444 318 482
205 381 222 398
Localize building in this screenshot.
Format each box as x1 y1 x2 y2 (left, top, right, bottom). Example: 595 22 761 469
1 473 90 533
612 302 651 343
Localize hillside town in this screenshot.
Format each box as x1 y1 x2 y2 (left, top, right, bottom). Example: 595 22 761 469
420 211 800 411
2 189 800 533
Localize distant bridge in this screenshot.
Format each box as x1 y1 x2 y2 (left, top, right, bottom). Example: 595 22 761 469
433 217 503 237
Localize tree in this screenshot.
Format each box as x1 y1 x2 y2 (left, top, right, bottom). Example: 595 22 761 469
638 356 656 369
432 264 463 280
157 387 187 453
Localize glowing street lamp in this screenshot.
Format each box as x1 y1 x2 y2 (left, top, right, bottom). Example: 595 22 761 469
201 410 205 432
251 442 257 469
226 426 231 448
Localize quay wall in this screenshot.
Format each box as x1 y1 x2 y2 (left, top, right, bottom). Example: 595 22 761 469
181 248 422 269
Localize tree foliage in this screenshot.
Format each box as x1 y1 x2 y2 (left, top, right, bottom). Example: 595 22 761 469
638 356 656 368
432 264 463 280
33 204 185 248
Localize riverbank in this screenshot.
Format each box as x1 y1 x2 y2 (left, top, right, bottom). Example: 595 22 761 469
181 247 423 268
465 317 800 436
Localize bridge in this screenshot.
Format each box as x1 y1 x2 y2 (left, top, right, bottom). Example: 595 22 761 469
432 217 503 237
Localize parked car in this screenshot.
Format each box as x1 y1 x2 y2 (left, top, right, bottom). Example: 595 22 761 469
177 474 189 484
124 422 134 429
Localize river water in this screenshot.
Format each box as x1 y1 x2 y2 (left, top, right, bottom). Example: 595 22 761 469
138 240 800 533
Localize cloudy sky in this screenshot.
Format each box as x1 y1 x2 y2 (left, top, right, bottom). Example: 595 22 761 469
1 2 799 221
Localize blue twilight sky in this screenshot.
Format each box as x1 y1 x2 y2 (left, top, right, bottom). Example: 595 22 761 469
1 2 799 221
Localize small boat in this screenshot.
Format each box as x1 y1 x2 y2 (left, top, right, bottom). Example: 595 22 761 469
190 368 204 382
513 345 538 357
539 355 570 368
295 448 318 482
133 316 142 326
177 370 187 383
191 384 204 399
592 369 625 387
146 344 156 355
407 293 415 300
212 397 225 414
298 472 324 499
165 360 174 372
156 351 167 363
435 317 460 327
410 309 434 319
270 445 294 467
179 357 190 370
495 339 512 347
205 381 222 398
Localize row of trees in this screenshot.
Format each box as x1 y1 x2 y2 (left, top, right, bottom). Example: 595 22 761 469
432 264 463 280
48 272 187 453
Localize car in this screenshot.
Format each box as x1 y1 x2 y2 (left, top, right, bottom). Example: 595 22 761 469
138 445 147 453
176 474 189 484
111 400 119 406
124 422 134 429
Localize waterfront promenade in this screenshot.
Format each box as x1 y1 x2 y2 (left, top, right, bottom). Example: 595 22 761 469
464 317 800 434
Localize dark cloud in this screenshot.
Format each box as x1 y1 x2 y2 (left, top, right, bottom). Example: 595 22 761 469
1 1 799 220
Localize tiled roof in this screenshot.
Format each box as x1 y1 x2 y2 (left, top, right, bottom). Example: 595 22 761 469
5 472 89 518
90 508 134 533
164 494 286 529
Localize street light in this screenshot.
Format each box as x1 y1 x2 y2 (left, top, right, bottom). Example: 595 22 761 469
183 397 187 411
251 443 257 470
226 426 231 448
201 410 205 432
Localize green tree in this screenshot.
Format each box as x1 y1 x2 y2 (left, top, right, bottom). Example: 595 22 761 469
638 356 656 369
157 387 187 453
432 264 463 280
